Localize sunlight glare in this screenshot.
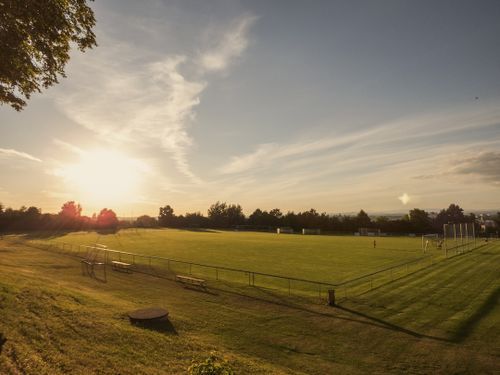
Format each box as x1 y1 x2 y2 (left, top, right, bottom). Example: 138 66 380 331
55 150 148 206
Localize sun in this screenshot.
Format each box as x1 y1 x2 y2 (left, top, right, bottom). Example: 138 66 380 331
56 150 147 206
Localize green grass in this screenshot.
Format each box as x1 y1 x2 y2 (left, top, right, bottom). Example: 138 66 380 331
29 229 426 283
0 238 498 374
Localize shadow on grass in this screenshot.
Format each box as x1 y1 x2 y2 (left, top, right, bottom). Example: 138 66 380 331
451 286 500 343
0 333 6 354
177 228 220 233
220 286 449 343
21 231 74 240
130 319 178 335
180 284 219 295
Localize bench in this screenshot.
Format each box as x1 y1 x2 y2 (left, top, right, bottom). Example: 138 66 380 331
111 260 132 273
175 275 207 288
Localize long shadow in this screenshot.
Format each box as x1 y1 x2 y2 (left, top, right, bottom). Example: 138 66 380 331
20 231 73 240
216 286 449 343
130 318 178 335
0 333 6 354
176 228 220 233
451 286 500 343
335 305 448 342
179 284 219 295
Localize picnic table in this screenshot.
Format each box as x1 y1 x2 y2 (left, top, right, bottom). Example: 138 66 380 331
111 260 132 273
175 275 207 288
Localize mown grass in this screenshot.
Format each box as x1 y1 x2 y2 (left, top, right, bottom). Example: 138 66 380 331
0 238 498 374
27 229 426 283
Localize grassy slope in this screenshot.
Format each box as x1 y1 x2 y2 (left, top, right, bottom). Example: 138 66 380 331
34 229 425 283
0 239 499 374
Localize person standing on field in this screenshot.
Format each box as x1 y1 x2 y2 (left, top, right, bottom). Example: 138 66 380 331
373 240 376 248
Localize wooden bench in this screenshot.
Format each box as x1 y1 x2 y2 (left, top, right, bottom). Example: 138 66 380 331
111 260 132 273
175 275 207 288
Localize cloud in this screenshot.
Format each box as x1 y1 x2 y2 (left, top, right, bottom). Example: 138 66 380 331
452 151 500 184
199 14 258 72
53 139 84 155
55 14 257 183
0 148 42 162
219 102 500 175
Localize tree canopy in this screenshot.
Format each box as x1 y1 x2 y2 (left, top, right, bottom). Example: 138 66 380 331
0 0 97 110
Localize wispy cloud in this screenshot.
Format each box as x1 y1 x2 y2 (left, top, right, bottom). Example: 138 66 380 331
53 139 84 155
219 102 500 175
55 14 257 183
199 14 258 72
451 151 500 185
0 148 42 162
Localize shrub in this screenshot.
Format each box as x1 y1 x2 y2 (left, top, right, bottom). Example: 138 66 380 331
187 352 234 375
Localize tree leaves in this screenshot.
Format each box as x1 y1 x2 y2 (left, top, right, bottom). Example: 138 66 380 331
0 0 97 110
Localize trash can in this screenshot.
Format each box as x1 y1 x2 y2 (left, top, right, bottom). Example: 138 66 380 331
327 289 335 306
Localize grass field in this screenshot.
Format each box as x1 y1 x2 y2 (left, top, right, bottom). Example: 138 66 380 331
28 229 426 284
0 237 498 374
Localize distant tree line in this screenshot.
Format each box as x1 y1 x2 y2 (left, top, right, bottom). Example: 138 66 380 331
1 200 497 235
0 201 119 233
150 202 489 234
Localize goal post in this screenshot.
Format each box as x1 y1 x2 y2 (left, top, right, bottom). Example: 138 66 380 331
443 222 476 255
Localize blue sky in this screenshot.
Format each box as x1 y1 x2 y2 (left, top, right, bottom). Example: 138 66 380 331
1 0 500 216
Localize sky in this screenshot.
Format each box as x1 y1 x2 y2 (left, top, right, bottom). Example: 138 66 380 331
1 0 500 217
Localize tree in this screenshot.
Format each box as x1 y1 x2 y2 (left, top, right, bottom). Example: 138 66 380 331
96 208 118 230
408 208 432 233
207 201 228 227
356 210 371 228
434 203 466 230
158 205 176 227
207 202 245 228
0 0 97 110
135 215 157 228
59 201 82 218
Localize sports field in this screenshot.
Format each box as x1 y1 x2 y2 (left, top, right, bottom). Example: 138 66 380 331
34 229 426 284
0 237 498 374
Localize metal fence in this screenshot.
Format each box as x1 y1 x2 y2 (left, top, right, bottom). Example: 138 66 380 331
27 239 337 301
24 237 490 304
334 240 490 300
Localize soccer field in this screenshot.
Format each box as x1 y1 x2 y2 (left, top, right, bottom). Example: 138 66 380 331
36 229 425 283
1 237 499 374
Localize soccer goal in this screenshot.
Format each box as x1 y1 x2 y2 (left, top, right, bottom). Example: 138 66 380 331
421 234 442 253
443 222 476 255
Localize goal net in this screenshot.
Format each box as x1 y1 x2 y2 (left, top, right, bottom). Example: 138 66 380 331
443 222 476 254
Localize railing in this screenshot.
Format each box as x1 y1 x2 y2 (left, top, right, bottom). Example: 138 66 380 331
27 239 337 300
23 237 490 303
335 240 490 300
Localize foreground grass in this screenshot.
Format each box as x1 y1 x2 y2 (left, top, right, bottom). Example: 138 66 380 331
27 229 426 283
0 239 498 374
